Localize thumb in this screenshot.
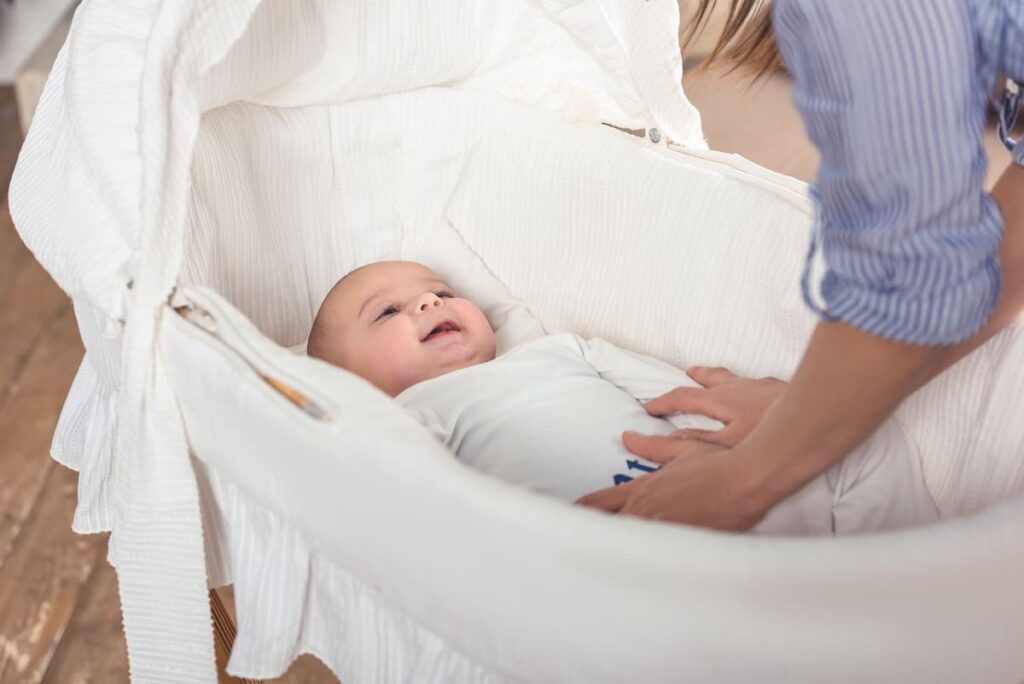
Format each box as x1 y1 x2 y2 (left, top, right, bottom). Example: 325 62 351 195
576 481 633 512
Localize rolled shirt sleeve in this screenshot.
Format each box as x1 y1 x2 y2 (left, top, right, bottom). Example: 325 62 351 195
773 0 1003 345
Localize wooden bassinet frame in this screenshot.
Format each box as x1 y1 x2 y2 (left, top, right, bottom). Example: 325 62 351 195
210 589 262 684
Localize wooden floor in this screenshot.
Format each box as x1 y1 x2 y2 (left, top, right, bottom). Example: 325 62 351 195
0 62 1015 683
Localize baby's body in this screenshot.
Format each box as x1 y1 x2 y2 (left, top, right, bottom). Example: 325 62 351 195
398 333 683 502
310 260 938 534
398 332 938 535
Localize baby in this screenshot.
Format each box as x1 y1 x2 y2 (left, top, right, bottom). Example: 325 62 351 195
307 260 497 395
308 260 938 535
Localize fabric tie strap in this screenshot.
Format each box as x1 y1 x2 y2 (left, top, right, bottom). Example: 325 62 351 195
997 79 1021 154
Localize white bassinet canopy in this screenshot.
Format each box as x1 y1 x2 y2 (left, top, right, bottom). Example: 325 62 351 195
10 0 1024 682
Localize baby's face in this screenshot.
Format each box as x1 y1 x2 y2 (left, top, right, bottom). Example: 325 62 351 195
311 261 496 395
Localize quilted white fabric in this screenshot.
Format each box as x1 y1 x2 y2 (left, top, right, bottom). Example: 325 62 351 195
8 0 1024 682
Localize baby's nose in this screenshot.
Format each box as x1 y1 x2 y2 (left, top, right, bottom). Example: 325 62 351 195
416 292 443 312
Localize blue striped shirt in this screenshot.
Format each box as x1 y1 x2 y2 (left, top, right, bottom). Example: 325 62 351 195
772 0 1024 344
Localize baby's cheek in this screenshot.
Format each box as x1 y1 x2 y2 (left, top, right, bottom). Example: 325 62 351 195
462 304 496 359
369 327 430 388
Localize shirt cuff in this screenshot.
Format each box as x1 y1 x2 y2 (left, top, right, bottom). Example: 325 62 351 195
802 255 1002 346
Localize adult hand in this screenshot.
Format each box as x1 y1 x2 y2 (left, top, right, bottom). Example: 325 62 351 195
576 437 769 530
573 368 787 529
648 366 786 447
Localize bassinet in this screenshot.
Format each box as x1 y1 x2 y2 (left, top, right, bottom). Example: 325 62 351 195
9 0 1024 682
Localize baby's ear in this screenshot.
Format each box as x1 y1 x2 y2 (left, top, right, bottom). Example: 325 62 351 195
305 336 322 359
306 320 332 361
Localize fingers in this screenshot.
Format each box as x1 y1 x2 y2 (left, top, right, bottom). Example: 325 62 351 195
687 365 738 388
622 431 697 464
576 481 633 512
668 427 735 447
643 386 728 421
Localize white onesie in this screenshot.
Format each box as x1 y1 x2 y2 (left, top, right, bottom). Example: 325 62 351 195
396 333 938 535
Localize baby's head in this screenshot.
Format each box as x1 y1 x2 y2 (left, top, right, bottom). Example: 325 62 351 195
308 261 496 395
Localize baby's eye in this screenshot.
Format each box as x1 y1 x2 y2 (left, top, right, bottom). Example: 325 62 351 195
375 306 399 321
436 290 454 298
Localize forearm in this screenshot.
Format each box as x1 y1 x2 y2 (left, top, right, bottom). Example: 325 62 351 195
740 164 1024 509
737 321 945 508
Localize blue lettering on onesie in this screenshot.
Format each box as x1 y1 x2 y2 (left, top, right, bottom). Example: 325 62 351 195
612 458 661 486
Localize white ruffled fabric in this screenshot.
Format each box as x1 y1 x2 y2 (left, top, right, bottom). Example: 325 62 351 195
196 461 505 683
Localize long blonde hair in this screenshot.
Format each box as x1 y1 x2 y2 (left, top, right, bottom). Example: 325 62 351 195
683 0 781 78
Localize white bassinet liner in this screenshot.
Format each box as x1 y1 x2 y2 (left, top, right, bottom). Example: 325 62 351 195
9 0 1024 681
182 87 1024 518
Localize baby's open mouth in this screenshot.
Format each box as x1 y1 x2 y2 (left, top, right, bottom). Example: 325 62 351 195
422 320 462 342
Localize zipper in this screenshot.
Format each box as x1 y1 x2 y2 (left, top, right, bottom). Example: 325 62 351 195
173 299 330 422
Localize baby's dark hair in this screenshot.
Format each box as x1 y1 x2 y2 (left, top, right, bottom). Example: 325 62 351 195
307 266 370 360
306 310 334 360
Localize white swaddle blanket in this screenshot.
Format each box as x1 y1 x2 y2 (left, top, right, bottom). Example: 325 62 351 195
397 333 701 500
397 332 938 534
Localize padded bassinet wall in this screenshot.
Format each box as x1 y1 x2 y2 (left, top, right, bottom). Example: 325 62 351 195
9 0 1024 681
162 287 1024 683
173 85 1024 681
